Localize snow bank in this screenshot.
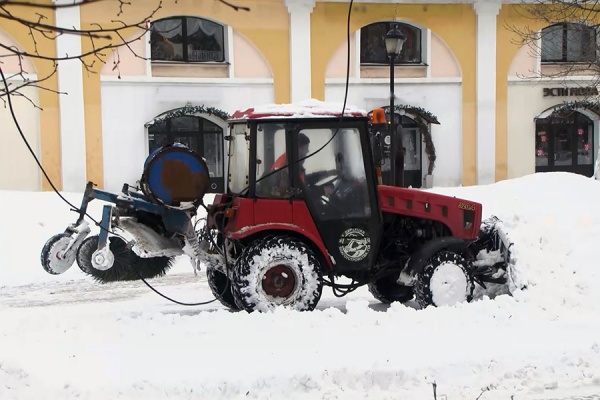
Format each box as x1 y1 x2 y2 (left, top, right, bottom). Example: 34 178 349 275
431 172 600 318
2 172 600 399
5 172 598 317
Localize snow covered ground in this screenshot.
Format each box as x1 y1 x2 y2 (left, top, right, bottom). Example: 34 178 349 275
1 172 600 399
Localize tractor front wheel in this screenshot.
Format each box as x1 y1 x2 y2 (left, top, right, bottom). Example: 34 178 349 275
207 265 240 311
368 273 414 304
232 236 323 312
414 251 475 308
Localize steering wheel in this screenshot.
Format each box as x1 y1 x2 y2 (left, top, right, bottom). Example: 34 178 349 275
306 172 336 196
331 178 367 211
311 171 338 187
304 174 338 214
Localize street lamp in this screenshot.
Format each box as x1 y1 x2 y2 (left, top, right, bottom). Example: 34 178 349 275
385 24 406 187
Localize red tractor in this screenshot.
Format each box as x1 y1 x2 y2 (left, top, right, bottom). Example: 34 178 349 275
199 100 513 312
41 100 512 312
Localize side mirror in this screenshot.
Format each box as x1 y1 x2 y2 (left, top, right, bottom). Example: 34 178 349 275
369 108 388 167
371 130 384 166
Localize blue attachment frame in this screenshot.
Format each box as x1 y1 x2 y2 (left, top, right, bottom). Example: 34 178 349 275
75 182 193 244
98 205 112 250
121 183 149 201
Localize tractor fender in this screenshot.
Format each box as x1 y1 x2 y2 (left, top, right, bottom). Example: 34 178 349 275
404 236 473 277
228 223 334 270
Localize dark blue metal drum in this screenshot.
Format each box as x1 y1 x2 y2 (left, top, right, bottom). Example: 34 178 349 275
141 143 209 209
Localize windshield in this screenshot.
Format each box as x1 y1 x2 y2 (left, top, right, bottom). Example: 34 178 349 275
227 123 250 194
254 122 371 218
300 127 371 219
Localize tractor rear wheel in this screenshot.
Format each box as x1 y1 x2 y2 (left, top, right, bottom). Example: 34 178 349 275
232 236 323 312
368 273 414 304
414 251 475 308
207 265 240 311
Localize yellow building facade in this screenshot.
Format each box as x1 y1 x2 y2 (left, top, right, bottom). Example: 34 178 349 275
1 0 597 192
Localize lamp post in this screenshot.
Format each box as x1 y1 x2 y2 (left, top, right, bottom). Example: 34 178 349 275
384 24 406 187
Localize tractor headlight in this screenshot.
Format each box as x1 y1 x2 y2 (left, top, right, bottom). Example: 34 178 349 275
464 209 474 230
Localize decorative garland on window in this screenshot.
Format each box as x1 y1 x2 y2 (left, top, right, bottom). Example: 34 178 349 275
551 100 600 117
148 103 442 174
146 104 230 127
381 105 440 176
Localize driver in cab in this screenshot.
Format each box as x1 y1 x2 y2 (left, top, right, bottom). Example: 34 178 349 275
269 133 335 196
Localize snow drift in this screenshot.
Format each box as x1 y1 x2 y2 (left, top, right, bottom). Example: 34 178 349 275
1 172 600 399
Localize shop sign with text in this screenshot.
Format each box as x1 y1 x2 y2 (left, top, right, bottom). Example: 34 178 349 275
543 87 599 97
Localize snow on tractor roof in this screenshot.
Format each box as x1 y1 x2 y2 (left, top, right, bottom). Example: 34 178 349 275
230 99 368 120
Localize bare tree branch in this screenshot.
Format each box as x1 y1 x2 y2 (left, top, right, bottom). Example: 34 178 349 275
217 0 250 11
0 0 251 106
507 0 600 101
0 0 154 103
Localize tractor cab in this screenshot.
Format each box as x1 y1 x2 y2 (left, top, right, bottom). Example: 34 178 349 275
219 101 383 272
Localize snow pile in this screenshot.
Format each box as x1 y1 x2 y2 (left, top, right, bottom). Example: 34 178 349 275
1 293 599 400
431 172 600 318
2 172 600 399
231 98 368 119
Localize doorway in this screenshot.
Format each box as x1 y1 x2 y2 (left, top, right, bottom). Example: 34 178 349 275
401 122 422 188
377 112 423 188
535 111 595 177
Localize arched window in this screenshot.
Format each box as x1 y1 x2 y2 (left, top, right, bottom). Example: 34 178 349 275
148 115 225 192
150 16 226 62
360 22 422 64
541 23 596 63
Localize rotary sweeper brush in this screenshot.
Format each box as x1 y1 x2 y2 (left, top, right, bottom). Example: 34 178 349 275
41 100 517 311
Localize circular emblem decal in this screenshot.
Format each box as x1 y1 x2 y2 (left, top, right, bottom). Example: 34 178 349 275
338 228 371 262
384 135 391 145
